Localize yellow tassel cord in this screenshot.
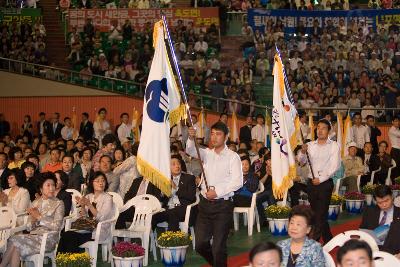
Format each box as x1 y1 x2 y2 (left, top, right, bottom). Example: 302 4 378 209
272 164 296 199
137 156 172 197
290 116 300 149
169 104 186 128
153 21 163 48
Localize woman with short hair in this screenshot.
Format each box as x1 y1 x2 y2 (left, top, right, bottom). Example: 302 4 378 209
0 172 64 267
277 205 325 266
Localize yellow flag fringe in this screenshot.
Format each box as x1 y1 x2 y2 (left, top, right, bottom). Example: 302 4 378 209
272 164 296 199
137 155 172 197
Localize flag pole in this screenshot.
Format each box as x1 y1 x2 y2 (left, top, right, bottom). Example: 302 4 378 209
161 15 210 190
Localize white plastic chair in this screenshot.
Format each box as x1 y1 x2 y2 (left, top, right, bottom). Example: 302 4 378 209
112 194 162 266
323 230 379 253
373 250 400 267
20 231 58 267
155 192 200 249
233 182 265 236
369 167 382 184
385 159 396 186
66 189 82 217
323 250 336 267
0 208 18 254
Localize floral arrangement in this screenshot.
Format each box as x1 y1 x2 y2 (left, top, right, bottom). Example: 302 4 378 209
265 205 292 219
330 194 344 205
56 252 91 267
157 231 192 247
395 177 400 185
361 184 377 195
111 241 145 258
390 184 400 190
344 192 365 200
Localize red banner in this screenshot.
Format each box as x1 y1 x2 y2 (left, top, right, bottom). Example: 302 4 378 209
67 8 220 32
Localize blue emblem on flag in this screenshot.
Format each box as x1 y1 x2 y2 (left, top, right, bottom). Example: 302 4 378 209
145 78 169 123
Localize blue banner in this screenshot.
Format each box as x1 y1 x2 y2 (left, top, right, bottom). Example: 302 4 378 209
247 9 400 33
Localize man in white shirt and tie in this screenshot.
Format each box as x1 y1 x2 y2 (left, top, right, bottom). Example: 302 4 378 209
299 119 340 244
117 113 133 144
352 112 370 155
186 121 242 267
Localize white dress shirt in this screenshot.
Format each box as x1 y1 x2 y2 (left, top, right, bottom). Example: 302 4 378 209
298 139 340 183
388 126 400 149
379 206 394 226
93 120 111 147
117 123 133 143
364 153 371 173
61 126 74 140
251 124 265 143
168 175 181 209
186 139 243 199
352 125 370 149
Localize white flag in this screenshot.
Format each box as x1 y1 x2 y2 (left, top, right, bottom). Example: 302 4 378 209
336 112 343 158
137 21 186 197
271 54 298 199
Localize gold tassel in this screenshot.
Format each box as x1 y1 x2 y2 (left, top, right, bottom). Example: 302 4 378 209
272 164 296 199
169 104 186 128
137 156 172 197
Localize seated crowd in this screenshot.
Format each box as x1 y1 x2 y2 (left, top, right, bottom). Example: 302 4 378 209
239 17 400 121
0 105 399 265
0 18 48 68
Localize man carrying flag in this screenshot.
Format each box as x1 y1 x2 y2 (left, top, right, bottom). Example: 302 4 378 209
137 20 186 197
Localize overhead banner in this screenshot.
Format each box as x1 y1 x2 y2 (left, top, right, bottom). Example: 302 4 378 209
68 7 219 32
0 8 42 24
247 8 400 33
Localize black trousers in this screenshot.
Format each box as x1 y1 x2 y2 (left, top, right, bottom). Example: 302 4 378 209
391 147 400 180
289 182 307 206
57 231 92 253
152 205 188 231
307 179 333 244
195 197 234 267
360 174 372 188
115 206 136 229
233 194 252 207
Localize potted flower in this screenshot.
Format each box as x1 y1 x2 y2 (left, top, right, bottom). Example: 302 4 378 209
265 205 292 236
344 192 365 213
361 184 377 206
390 184 400 198
56 252 91 267
111 241 145 267
157 231 192 267
392 177 400 198
328 194 344 221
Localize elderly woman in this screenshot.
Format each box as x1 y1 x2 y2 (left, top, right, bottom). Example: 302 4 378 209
277 205 325 267
0 172 64 267
57 171 115 253
0 170 30 225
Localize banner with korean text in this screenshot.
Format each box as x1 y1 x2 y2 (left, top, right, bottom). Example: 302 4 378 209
67 7 219 32
247 8 400 33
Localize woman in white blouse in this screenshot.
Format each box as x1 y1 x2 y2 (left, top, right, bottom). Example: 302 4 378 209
0 170 31 225
57 171 115 253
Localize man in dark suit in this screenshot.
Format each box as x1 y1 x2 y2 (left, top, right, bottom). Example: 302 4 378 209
152 155 197 231
366 115 381 155
0 152 10 189
360 185 400 255
0 113 10 138
48 112 64 140
37 112 51 138
115 176 167 229
359 142 381 187
79 112 94 141
239 115 253 148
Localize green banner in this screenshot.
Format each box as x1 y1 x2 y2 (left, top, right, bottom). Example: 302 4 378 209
0 8 42 24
